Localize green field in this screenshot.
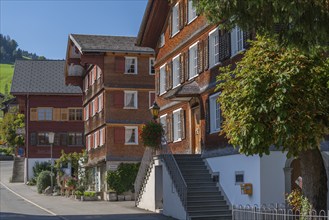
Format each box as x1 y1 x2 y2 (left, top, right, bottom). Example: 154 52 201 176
0 63 15 95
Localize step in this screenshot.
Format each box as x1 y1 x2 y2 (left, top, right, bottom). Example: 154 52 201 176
184 174 211 179
188 191 221 197
188 195 224 201
179 165 207 170
187 204 229 212
188 182 217 188
188 200 228 207
189 186 219 192
176 160 205 165
189 214 232 220
189 210 232 217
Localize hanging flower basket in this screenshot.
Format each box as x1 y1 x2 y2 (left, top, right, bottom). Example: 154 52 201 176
140 121 164 149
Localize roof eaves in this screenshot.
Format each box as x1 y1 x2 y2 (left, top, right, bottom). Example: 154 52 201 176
136 0 154 46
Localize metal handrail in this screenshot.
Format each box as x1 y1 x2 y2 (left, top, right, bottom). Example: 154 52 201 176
134 146 155 206
159 137 188 211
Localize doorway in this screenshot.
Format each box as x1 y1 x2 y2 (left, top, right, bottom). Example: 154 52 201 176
155 165 163 209
192 107 201 154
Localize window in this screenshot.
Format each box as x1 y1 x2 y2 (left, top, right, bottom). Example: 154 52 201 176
125 57 137 74
98 94 103 112
94 131 98 148
149 91 155 108
173 109 182 142
160 33 165 47
87 135 91 151
30 133 37 145
38 108 52 121
68 133 83 146
160 114 167 140
125 126 138 145
124 91 138 109
159 64 166 94
235 171 244 185
189 42 198 79
209 93 221 133
85 106 89 120
84 75 89 92
69 108 82 121
172 54 181 88
149 58 155 75
209 28 220 68
37 132 50 145
99 128 105 146
54 133 67 146
172 3 180 36
188 0 197 23
231 26 244 56
96 66 101 79
91 100 96 116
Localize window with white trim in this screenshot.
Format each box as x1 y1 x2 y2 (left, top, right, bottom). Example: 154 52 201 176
173 109 182 142
125 126 138 145
124 91 138 109
91 99 96 116
149 58 155 75
231 26 244 56
172 3 180 36
160 114 167 139
172 54 180 88
69 108 82 121
38 108 52 121
125 57 137 74
94 131 98 148
209 28 220 68
99 128 104 146
98 94 103 112
160 33 165 47
188 0 197 23
96 66 101 79
87 135 91 151
189 43 198 79
209 92 221 133
84 75 89 92
159 64 166 94
85 105 89 120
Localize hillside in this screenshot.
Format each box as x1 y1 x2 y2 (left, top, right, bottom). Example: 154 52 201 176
0 64 14 95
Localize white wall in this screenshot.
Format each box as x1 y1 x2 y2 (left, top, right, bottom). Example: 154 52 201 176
260 152 287 204
27 158 53 180
206 154 261 206
137 158 157 212
162 161 186 220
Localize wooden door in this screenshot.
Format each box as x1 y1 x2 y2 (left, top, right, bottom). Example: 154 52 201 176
192 107 201 154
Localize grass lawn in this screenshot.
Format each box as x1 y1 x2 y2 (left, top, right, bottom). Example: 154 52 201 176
0 63 15 95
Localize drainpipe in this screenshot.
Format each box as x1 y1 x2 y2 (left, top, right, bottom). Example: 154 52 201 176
25 94 29 183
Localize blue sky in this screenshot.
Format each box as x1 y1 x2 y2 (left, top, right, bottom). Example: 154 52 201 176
0 0 148 59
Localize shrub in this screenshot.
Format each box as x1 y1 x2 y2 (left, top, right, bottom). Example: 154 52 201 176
286 189 312 219
83 191 96 197
66 176 78 188
0 147 13 155
36 170 52 194
33 161 51 179
140 121 163 148
75 190 83 196
107 163 140 195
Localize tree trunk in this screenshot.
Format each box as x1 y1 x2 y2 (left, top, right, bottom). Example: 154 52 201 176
299 148 327 211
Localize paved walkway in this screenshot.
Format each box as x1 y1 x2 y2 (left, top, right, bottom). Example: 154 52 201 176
0 161 174 220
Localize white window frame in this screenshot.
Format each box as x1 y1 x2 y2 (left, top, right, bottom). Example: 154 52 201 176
125 57 138 74
173 108 182 142
172 54 181 88
125 126 138 145
159 64 166 95
209 92 221 133
149 91 155 108
160 33 165 47
172 3 180 37
231 26 244 57
38 108 52 121
149 58 155 75
209 27 220 68
160 114 167 140
98 93 103 113
188 0 197 24
189 42 198 80
94 131 98 148
84 75 88 92
124 91 138 109
87 135 91 151
96 66 101 79
99 128 104 146
85 105 89 120
91 99 96 116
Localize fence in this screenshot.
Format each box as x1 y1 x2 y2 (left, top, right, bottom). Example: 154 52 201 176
232 204 328 220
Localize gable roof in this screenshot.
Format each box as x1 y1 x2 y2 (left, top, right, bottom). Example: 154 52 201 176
11 60 82 95
70 34 154 54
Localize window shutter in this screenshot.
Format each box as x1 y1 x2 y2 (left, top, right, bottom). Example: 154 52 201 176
114 127 125 144
197 41 203 74
243 30 251 49
179 53 185 84
219 31 231 62
179 2 184 29
205 99 210 134
30 108 37 121
184 51 189 82
185 0 189 25
180 109 185 140
113 91 124 108
166 62 172 90
53 108 61 121
30 133 36 145
167 114 173 142
95 97 99 113
61 108 68 121
102 128 106 145
204 37 209 70
168 12 172 38
155 69 160 95
115 56 125 73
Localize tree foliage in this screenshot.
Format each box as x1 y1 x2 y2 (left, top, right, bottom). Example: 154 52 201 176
216 36 329 158
195 0 329 50
0 113 25 147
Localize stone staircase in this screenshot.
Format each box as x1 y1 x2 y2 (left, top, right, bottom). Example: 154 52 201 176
11 157 25 182
174 154 232 220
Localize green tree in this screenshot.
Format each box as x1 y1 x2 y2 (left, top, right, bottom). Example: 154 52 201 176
0 113 25 147
195 0 329 50
216 36 329 210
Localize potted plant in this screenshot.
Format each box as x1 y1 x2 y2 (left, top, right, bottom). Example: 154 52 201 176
74 190 83 200
140 121 164 149
81 191 98 201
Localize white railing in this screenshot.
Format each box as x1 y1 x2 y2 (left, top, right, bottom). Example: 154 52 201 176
232 204 328 220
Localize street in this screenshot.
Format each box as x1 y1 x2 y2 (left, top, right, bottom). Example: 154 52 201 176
0 161 174 220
